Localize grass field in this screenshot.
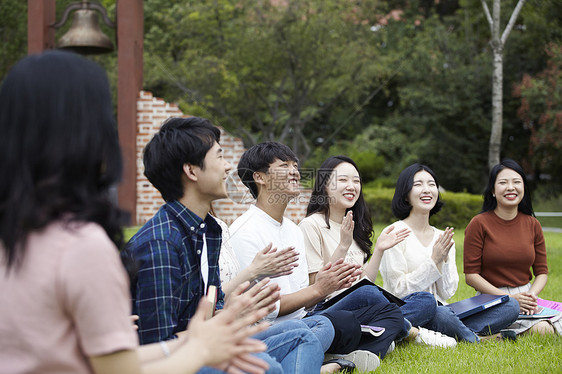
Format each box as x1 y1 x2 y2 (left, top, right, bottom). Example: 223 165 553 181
123 224 562 373
535 195 562 229
368 225 562 374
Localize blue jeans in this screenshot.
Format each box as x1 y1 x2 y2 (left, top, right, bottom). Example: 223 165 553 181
399 292 481 342
255 319 324 373
325 285 436 341
300 314 336 352
461 297 520 335
312 285 404 358
397 291 438 340
197 354 283 374
196 354 283 374
405 295 520 342
425 305 478 342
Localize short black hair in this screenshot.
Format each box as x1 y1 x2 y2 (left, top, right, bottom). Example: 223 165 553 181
392 163 444 220
143 117 220 202
482 158 534 216
237 142 298 199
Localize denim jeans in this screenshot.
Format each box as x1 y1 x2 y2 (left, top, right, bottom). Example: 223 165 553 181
254 319 324 373
406 295 520 342
300 314 336 352
311 285 404 358
320 285 434 341
197 352 283 374
399 291 483 342
461 297 520 335
425 305 478 342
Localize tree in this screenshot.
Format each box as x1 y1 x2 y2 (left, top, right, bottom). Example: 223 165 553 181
0 0 28 79
514 43 562 188
143 0 386 160
481 0 526 170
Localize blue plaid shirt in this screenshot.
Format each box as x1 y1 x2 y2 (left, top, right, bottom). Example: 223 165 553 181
124 200 225 344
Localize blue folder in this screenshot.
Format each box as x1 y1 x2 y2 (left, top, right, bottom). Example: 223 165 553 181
448 294 510 319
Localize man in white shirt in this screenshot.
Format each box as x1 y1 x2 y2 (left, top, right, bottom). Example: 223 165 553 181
230 142 405 372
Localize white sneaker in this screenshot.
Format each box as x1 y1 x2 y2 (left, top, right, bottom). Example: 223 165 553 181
414 327 457 347
325 350 381 372
386 341 396 355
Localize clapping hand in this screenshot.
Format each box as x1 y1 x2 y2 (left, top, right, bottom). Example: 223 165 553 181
184 293 270 373
374 225 410 253
339 211 355 251
314 258 362 296
224 278 280 316
431 227 454 265
249 243 299 280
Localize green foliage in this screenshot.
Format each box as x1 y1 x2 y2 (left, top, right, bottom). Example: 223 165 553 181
363 188 396 225
514 43 562 189
0 0 27 79
436 191 483 228
364 188 482 228
375 13 493 193
137 0 562 195
143 0 385 159
2 0 555 196
349 151 385 183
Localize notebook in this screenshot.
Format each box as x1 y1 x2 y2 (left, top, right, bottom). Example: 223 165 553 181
518 306 561 319
322 278 405 309
448 294 510 319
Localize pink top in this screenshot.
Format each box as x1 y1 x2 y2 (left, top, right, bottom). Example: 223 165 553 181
0 221 138 374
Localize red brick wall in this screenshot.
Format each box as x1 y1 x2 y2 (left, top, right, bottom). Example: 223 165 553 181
136 91 310 225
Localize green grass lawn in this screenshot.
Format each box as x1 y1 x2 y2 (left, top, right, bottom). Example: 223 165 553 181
369 224 562 374
123 224 562 373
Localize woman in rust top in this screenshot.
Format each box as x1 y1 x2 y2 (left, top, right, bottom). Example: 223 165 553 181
464 158 561 335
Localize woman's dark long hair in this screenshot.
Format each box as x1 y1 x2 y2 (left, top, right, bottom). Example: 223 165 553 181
306 156 373 262
482 158 534 216
0 51 125 269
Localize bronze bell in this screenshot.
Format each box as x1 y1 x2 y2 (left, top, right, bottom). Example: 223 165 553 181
57 9 114 54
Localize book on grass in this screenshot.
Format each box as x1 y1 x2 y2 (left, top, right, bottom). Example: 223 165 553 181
322 278 405 309
518 305 561 319
448 294 510 319
361 325 385 337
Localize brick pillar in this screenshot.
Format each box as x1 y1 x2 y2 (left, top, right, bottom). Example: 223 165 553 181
134 91 312 226
27 0 56 54
117 0 143 224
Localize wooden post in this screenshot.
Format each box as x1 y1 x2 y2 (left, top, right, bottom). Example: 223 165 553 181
27 0 56 54
117 0 143 225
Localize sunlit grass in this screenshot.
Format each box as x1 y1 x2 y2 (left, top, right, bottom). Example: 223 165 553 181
123 223 562 373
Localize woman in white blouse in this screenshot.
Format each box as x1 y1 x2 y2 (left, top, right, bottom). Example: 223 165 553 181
300 156 457 348
380 163 520 342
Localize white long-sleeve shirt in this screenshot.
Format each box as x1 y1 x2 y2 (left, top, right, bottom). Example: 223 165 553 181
379 220 458 304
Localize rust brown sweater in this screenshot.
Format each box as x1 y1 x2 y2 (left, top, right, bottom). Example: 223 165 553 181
463 211 548 288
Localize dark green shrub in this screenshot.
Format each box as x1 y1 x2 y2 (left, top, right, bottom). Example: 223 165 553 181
435 192 483 228
363 188 395 224
349 151 385 183
363 187 483 229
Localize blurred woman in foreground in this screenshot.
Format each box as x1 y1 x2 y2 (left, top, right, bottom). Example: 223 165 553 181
0 51 270 374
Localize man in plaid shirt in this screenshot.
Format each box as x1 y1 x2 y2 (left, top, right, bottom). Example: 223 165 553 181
123 117 330 374
124 117 230 344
